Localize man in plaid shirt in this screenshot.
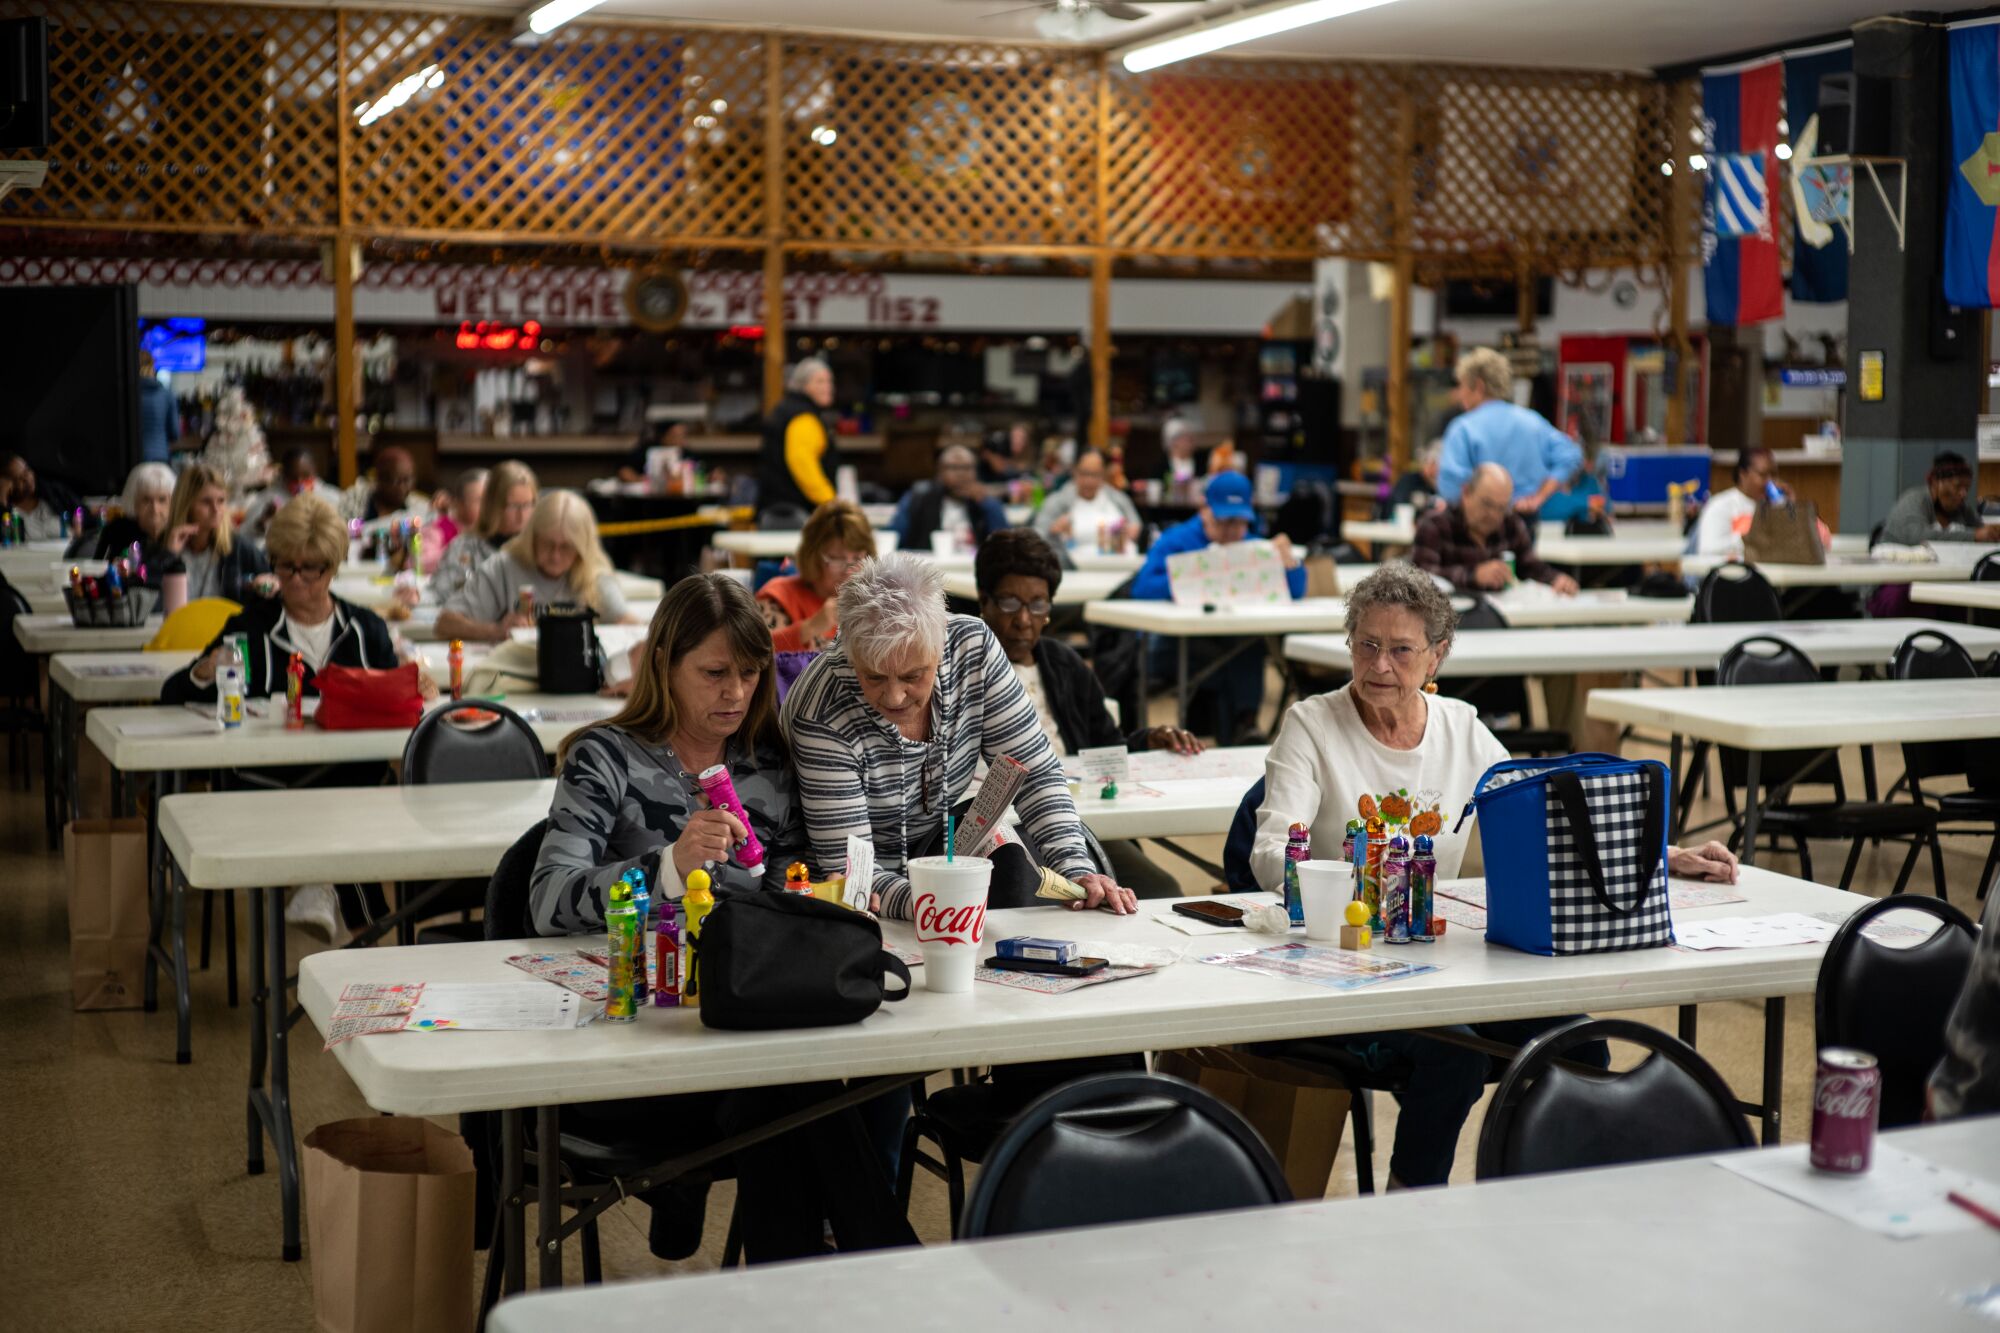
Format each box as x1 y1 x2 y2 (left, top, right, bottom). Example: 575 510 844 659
1412 463 1579 596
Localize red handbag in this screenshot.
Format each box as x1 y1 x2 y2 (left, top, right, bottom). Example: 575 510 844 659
312 663 424 731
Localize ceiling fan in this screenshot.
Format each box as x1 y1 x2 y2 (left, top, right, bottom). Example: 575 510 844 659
959 0 1207 23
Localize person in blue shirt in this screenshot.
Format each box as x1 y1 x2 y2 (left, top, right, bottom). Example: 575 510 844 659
1130 471 1304 744
1437 347 1581 514
137 350 177 465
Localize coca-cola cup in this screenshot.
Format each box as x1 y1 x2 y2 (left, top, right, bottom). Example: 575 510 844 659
909 855 991 993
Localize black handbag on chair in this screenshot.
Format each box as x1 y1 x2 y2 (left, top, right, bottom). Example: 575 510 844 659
695 891 912 1031
536 602 603 694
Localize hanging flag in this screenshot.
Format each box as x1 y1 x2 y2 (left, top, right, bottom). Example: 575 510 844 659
1702 60 1785 326
1945 23 2000 308
1784 44 1851 302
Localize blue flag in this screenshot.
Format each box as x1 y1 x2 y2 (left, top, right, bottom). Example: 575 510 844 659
1946 23 2000 308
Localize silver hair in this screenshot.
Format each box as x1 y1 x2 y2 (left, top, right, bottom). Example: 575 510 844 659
787 356 833 392
838 551 948 671
1416 438 1443 466
1344 562 1456 649
1455 347 1512 400
120 462 176 512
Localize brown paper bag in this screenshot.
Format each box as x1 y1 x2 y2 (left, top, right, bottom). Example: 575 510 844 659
1156 1046 1352 1199
1303 553 1340 599
64 818 150 1011
304 1117 477 1333
1743 500 1825 565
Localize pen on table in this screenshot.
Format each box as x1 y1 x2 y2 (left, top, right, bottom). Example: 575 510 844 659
1947 1191 2000 1232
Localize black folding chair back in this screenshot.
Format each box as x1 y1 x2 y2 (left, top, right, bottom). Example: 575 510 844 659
399 701 548 942
1439 598 1569 755
1814 895 1977 1130
960 1073 1290 1239
1693 562 1782 624
1715 636 1833 794
1889 630 1979 788
1476 1018 1754 1180
1974 551 2000 632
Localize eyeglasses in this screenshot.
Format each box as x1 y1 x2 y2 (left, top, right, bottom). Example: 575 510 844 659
1349 638 1424 666
821 553 869 571
274 561 329 580
991 596 1051 618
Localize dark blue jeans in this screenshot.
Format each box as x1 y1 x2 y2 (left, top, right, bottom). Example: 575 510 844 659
1345 1016 1611 1187
1146 633 1267 743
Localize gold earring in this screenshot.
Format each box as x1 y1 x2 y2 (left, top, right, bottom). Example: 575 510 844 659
1423 680 1438 694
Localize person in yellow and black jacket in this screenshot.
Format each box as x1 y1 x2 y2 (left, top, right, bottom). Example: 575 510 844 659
755 357 839 520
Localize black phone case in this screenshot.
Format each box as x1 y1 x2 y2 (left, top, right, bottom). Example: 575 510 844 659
987 956 1109 977
1172 902 1245 927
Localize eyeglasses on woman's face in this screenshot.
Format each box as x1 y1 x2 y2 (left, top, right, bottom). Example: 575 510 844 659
989 595 1051 619
1348 637 1425 667
274 561 330 581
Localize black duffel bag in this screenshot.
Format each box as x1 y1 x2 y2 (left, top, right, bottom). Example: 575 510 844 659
536 601 604 694
695 890 912 1030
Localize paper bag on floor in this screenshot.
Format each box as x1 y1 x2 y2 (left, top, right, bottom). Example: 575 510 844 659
64 818 150 1011
1156 1046 1351 1199
304 1117 476 1333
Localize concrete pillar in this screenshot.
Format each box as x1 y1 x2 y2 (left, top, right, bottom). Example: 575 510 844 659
1840 17 1984 533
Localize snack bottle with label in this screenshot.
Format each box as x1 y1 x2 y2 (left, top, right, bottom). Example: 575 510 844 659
604 883 640 1022
217 662 246 729
1381 843 1412 944
680 868 715 1008
654 900 682 1007
1282 823 1310 925
448 639 464 701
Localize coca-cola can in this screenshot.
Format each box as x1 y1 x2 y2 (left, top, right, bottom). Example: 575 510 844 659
1809 1047 1881 1174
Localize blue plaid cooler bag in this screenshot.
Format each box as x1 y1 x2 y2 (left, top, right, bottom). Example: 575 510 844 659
1460 753 1675 956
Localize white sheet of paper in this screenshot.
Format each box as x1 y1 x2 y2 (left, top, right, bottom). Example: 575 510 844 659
121 713 224 737
1077 746 1129 790
844 836 876 910
1715 1143 2000 1240
1165 540 1291 607
1674 912 1838 952
404 982 584 1031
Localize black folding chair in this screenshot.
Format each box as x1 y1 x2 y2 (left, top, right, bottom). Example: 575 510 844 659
1890 630 2000 901
1475 1018 1753 1180
1814 895 1978 1129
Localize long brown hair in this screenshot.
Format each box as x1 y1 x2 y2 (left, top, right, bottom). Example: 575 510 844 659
477 459 538 540
556 573 781 768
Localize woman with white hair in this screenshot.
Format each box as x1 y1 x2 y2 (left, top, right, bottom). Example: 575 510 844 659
85 462 178 575
436 489 628 644
755 356 838 519
782 552 1135 917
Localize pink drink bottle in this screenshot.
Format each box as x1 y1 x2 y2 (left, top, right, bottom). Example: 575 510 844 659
695 764 767 875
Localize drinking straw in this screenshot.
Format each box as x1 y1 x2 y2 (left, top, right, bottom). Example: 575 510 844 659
946 812 955 862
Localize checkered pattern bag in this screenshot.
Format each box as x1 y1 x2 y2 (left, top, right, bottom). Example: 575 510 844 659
1464 754 1675 957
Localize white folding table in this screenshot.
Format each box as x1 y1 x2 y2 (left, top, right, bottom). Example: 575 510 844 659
299 864 1870 1296
1534 527 1690 566
1913 582 2000 614
13 612 159 654
98 695 621 1067
939 569 1127 606
488 1117 2000 1333
1681 554 1994 619
1587 678 2000 868
1284 617 2000 677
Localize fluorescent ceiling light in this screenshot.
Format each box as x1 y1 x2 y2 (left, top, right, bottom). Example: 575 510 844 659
523 0 607 36
1118 0 1404 73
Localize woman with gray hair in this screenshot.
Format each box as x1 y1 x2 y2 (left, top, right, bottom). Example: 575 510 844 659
1248 561 1735 1189
756 355 839 519
782 551 1134 917
83 462 178 575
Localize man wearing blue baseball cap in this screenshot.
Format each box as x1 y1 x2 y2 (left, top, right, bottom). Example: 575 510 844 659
1128 471 1304 743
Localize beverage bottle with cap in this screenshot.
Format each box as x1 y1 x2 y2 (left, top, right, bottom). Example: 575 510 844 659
1282 823 1310 925
626 867 651 1002
680 869 716 1007
604 883 639 1022
654 900 682 1007
1362 814 1386 930
285 652 306 729
218 661 246 729
448 639 464 700
1409 835 1437 941
1382 839 1412 944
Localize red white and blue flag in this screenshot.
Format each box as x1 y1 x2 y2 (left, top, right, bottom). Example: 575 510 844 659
1701 60 1785 326
1945 22 2000 308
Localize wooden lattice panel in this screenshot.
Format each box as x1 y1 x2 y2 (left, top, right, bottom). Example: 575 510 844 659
1106 59 1390 259
0 0 339 232
342 15 767 245
1411 67 1674 276
779 39 1098 248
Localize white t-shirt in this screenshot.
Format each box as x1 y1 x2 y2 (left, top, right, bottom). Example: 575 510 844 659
1251 684 1509 892
1012 660 1066 758
1694 488 1759 557
1067 493 1127 550
286 613 337 671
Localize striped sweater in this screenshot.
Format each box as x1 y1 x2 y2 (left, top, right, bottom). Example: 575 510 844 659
780 614 1093 919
